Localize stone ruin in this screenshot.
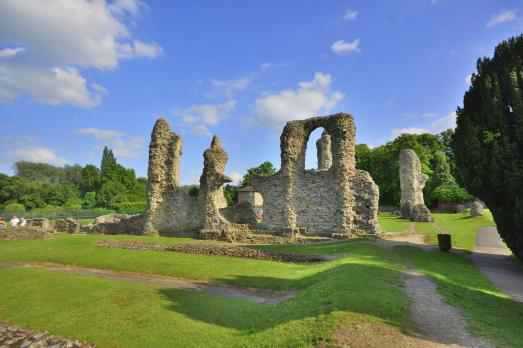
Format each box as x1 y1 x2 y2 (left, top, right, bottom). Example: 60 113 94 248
470 201 484 217
251 113 380 236
85 113 381 241
399 149 433 222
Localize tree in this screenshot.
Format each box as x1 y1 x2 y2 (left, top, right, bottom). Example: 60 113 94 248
241 161 276 187
223 184 238 206
80 165 100 195
454 35 523 259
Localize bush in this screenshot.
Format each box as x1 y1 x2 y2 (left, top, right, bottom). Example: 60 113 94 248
110 202 147 215
433 181 473 204
3 203 25 215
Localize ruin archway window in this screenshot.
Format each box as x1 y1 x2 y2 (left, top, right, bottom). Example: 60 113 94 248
305 127 332 170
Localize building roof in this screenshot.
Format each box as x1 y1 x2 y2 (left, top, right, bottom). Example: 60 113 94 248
237 186 256 192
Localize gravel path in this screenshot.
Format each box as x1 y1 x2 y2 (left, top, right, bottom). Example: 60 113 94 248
405 268 493 347
471 227 523 303
0 262 295 305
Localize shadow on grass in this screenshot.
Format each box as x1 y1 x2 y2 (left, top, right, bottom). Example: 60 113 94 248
158 261 409 333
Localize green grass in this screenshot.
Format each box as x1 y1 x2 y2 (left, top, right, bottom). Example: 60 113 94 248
378 212 410 233
0 236 411 347
396 246 523 347
414 221 437 244
431 210 496 251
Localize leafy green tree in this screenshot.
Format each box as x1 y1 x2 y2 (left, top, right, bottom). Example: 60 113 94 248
14 161 65 183
82 191 97 208
223 184 238 206
433 181 473 204
241 161 276 187
454 35 523 259
80 165 100 195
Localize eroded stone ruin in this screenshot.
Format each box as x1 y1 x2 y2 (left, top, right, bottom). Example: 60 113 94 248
251 113 380 236
87 113 381 240
399 149 433 222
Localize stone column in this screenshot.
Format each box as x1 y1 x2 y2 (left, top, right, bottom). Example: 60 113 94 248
316 130 332 170
399 149 432 222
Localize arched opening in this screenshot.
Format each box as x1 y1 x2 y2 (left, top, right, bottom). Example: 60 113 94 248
305 127 332 170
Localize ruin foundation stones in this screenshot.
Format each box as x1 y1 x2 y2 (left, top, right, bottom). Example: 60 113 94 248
251 113 381 236
399 149 433 222
54 218 80 233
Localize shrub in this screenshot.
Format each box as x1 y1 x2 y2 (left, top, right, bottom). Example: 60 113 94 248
110 202 147 215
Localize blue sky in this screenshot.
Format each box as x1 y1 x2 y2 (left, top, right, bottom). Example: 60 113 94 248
1 0 522 184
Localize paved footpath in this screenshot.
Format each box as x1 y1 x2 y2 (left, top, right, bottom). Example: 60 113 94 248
471 227 523 303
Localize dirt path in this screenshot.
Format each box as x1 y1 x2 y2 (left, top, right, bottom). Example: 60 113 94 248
0 262 295 305
377 222 434 251
404 268 492 347
471 227 523 303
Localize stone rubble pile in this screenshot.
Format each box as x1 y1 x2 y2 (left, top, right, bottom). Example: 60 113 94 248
0 227 53 240
0 322 94 348
54 218 79 234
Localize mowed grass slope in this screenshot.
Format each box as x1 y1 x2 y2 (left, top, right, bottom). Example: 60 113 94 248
0 236 410 347
378 212 410 233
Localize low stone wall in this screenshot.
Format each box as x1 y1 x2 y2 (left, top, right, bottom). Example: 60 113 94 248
54 218 79 233
0 227 53 240
219 203 259 226
0 322 93 347
27 218 50 229
85 214 146 235
97 240 339 263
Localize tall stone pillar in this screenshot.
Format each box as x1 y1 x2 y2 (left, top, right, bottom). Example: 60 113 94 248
316 130 332 170
399 149 432 222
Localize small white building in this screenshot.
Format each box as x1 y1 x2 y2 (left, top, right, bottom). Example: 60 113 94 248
237 186 263 206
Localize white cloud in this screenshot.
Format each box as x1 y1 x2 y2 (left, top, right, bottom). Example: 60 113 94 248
465 74 472 86
390 112 456 139
0 47 26 59
210 77 251 97
486 9 518 29
171 100 237 136
228 171 243 184
331 39 360 55
250 72 344 133
6 146 68 166
421 112 437 118
260 62 290 70
344 9 358 21
76 127 144 158
431 0 439 5
0 0 161 107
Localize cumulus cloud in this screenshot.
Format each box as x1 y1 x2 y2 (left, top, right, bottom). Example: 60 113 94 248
0 0 161 107
0 47 26 59
391 112 457 138
171 100 237 136
344 9 358 21
250 72 344 134
228 171 243 184
76 127 144 158
5 146 68 166
331 39 360 55
465 74 472 86
486 9 518 28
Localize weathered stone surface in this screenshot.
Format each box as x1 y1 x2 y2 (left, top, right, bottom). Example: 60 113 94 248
220 202 259 226
85 214 146 235
470 202 484 217
0 227 53 240
251 113 380 235
54 218 79 233
26 218 50 230
0 322 93 348
399 149 432 222
316 130 332 170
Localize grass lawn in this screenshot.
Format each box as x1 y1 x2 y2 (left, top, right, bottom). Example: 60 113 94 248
431 210 496 251
378 212 410 233
0 235 411 347
396 246 523 348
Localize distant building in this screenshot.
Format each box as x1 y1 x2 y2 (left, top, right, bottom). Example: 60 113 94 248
237 186 263 206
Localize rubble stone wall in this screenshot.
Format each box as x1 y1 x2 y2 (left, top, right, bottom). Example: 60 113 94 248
252 113 380 235
399 149 432 222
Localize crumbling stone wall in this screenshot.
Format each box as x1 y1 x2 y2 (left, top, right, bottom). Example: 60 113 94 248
54 218 79 233
251 113 380 235
399 149 433 222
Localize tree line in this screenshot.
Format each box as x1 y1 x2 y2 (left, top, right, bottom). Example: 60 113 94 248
0 147 147 214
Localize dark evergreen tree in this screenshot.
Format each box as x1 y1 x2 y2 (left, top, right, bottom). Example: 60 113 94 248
454 35 523 259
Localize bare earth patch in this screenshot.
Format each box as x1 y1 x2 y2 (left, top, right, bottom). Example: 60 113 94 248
0 262 295 305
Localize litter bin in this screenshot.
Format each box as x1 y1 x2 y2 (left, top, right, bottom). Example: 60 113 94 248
437 233 451 252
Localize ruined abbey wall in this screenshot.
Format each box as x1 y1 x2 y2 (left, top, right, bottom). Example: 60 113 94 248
251 113 380 235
